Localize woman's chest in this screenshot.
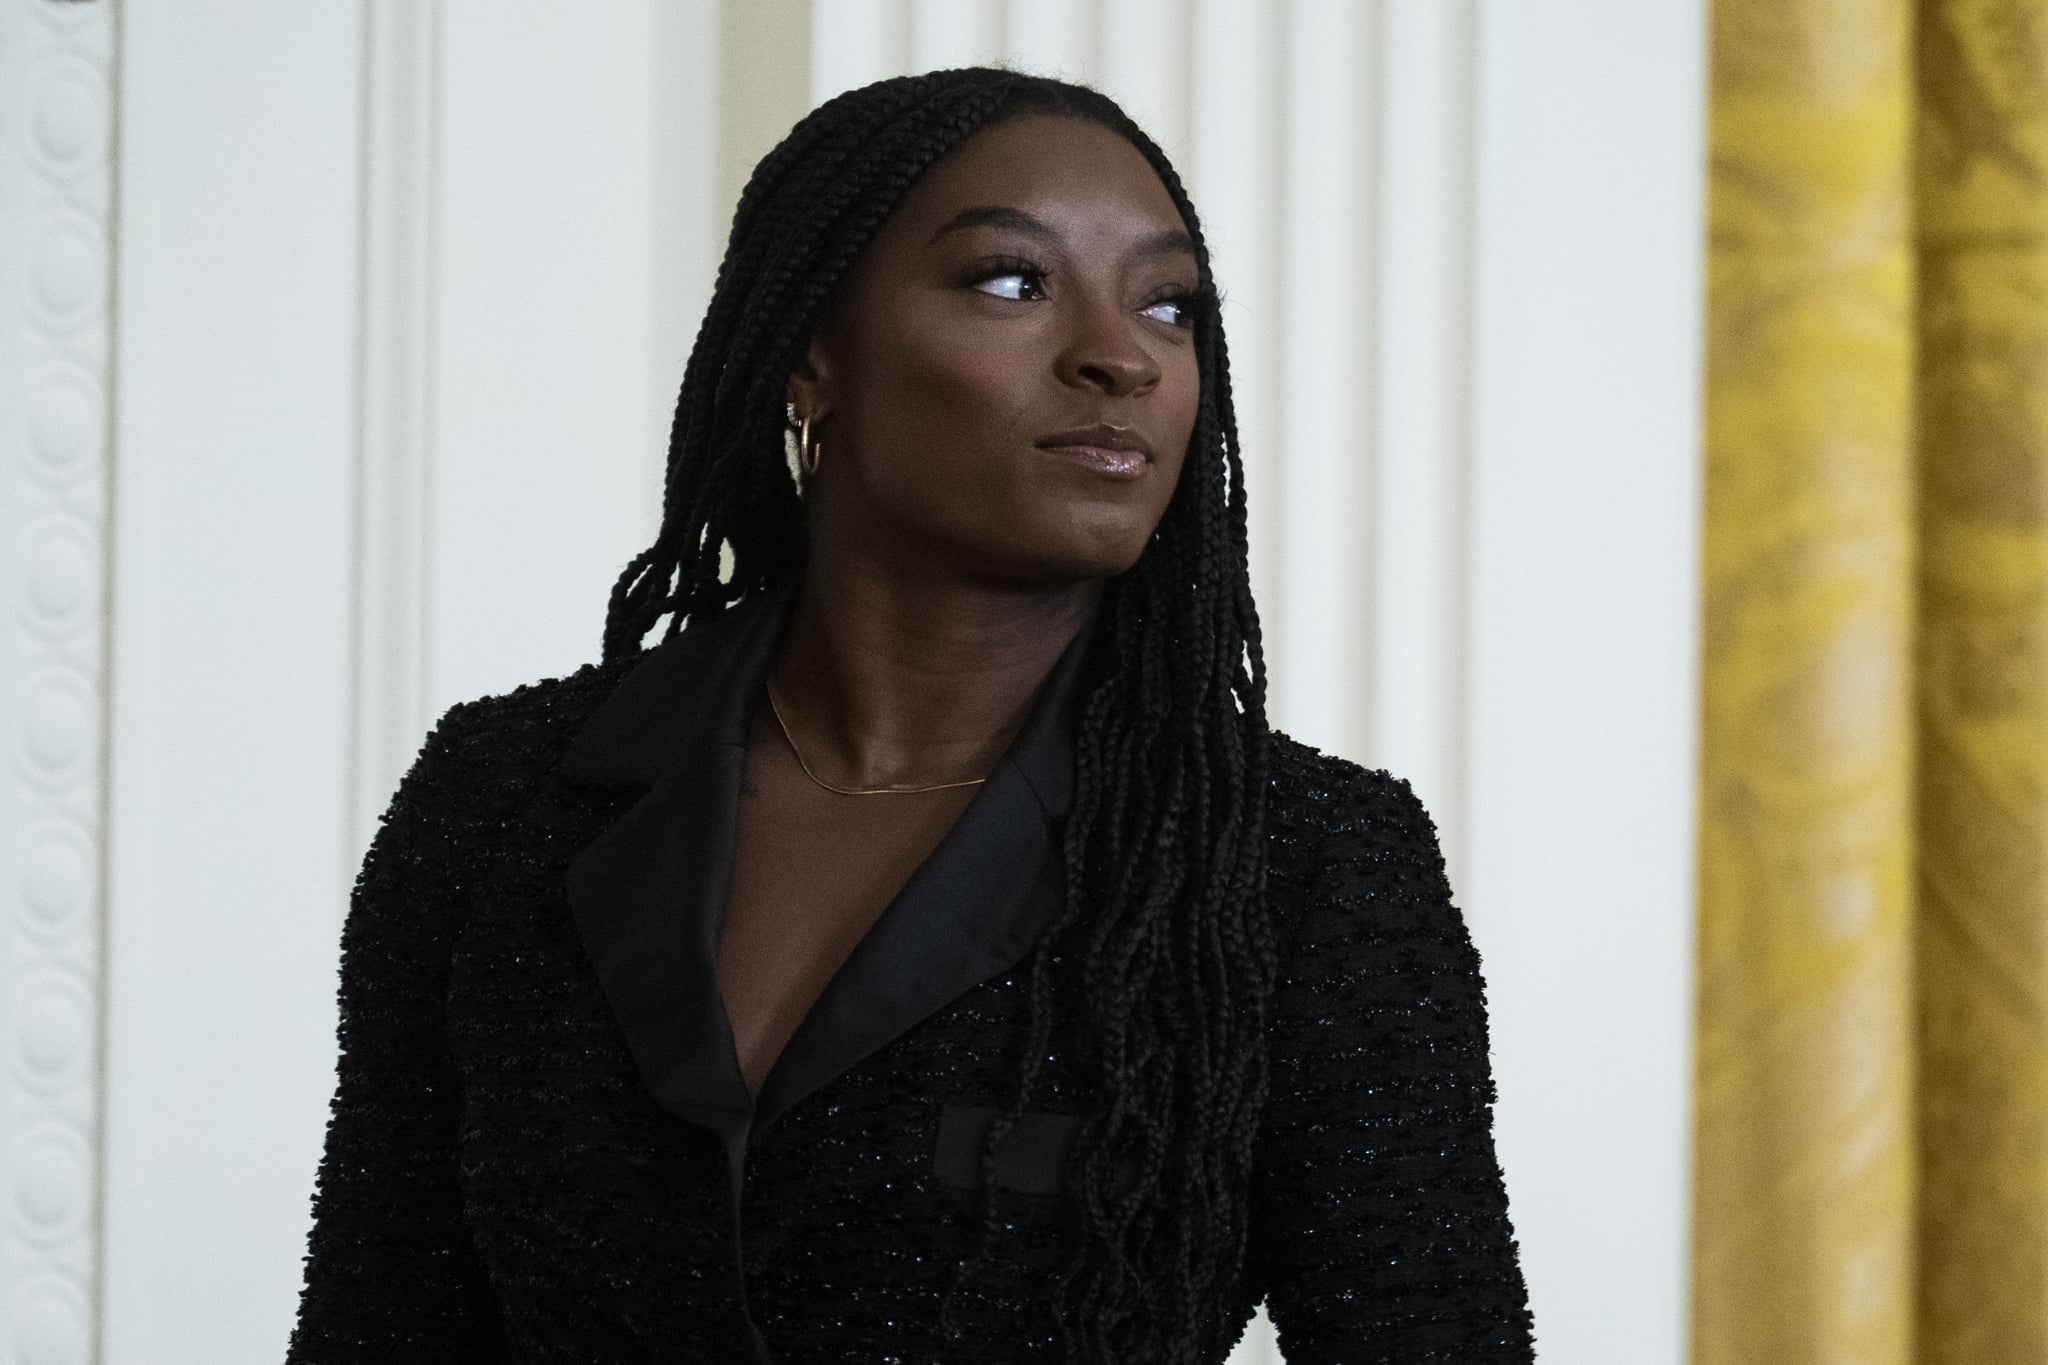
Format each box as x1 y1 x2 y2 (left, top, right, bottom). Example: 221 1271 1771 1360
442 885 1089 1358
444 876 1084 1167
718 736 983 1095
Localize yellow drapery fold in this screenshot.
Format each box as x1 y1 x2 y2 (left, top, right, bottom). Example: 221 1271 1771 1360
1695 2 1919 1362
1915 3 2048 1360
1697 1 2048 1362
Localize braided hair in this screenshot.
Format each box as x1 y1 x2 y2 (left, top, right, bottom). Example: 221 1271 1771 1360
602 68 1273 1363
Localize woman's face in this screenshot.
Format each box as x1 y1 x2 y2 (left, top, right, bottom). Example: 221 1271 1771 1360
791 113 1202 587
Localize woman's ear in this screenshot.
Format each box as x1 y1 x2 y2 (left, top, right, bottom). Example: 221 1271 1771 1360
785 330 835 422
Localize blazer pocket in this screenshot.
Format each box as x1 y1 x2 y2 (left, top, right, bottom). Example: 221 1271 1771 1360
932 1105 1086 1197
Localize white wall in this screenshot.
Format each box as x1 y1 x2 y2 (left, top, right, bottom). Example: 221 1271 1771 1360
95 3 723 1360
101 3 366 1357
1466 8 1704 1363
0 2 1702 1360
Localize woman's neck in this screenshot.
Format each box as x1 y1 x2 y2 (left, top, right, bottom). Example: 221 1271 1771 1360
765 558 1098 791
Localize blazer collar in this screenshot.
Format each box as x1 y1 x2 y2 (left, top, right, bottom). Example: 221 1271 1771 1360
559 580 792 787
560 582 1087 1144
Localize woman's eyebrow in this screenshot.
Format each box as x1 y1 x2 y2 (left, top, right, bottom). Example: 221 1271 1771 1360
927 204 1197 259
927 204 1053 244
1133 227 1198 260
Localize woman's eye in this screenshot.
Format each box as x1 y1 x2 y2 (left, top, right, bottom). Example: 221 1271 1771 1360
1142 295 1194 328
978 272 1040 298
970 266 1046 301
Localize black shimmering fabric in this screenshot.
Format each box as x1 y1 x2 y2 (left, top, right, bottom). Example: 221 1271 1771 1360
285 655 1536 1364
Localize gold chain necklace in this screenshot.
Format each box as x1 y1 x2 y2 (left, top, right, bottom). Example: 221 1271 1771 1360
764 682 989 796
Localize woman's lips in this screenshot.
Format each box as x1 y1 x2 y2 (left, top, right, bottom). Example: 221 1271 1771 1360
1038 443 1147 478
1034 424 1151 479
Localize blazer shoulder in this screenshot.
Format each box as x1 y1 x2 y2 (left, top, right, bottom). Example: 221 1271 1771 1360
1263 730 1461 950
426 654 639 776
1266 730 1440 855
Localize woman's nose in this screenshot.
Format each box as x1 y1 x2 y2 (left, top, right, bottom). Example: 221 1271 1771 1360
1054 299 1160 396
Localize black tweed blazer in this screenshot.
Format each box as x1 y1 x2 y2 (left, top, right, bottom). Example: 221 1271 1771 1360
284 590 1535 1364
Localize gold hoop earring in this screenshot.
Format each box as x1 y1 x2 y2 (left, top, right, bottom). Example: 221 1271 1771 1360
799 415 822 476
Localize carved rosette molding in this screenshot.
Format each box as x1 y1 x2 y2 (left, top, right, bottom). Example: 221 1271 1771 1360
1 0 115 1361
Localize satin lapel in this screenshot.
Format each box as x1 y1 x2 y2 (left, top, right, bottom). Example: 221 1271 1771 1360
753 624 1088 1132
559 589 791 1142
564 746 752 1143
753 757 1065 1131
559 588 787 786
559 582 1092 1141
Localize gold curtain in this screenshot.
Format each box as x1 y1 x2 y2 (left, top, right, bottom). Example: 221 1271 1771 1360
1696 2 2048 1363
1916 3 2048 1358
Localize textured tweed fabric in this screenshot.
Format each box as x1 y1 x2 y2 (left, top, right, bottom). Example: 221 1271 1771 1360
284 650 1534 1364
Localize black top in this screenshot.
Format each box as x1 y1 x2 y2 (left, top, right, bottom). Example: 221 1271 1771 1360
285 589 1536 1364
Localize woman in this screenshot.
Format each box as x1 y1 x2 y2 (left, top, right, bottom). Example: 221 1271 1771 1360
287 68 1533 1364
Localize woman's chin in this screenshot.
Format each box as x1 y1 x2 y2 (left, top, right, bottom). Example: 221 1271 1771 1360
957 535 1151 591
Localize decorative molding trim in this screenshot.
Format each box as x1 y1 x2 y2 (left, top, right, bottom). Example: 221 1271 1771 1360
1003 0 1094 83
910 0 1001 71
1098 0 1189 160
1363 0 1479 878
1271 0 1379 764
810 0 912 105
1189 0 1285 614
1 0 117 1360
348 0 440 875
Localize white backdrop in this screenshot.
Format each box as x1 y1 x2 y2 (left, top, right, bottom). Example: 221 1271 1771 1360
0 2 1704 1361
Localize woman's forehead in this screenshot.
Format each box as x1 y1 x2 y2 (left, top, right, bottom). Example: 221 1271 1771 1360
883 114 1186 244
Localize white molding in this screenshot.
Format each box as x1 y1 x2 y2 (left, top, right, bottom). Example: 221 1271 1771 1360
1099 0 1191 164
911 0 1001 70
1364 0 1479 877
810 0 913 104
1270 0 1379 765
1188 0 1284 635
1 1 116 1361
1003 0 1095 82
348 0 440 875
1463 5 1706 1361
714 0 811 227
